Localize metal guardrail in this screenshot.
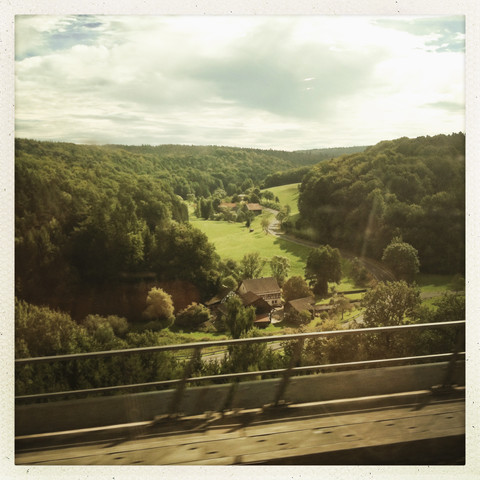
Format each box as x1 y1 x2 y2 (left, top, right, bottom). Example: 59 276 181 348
15 320 465 408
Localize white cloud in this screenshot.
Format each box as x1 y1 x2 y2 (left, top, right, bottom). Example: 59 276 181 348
15 15 465 150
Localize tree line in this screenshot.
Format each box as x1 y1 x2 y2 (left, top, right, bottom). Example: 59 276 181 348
105 142 328 198
262 146 367 188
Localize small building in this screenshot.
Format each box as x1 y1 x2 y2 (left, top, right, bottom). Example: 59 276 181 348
211 291 274 328
238 277 282 307
284 296 333 317
219 202 237 210
253 312 271 329
238 291 272 314
238 291 273 329
204 290 235 314
246 203 263 215
284 296 316 317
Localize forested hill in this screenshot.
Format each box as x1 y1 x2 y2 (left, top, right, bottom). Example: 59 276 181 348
104 143 366 197
297 133 465 274
15 138 219 313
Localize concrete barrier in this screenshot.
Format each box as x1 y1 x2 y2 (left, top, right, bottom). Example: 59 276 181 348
16 362 464 436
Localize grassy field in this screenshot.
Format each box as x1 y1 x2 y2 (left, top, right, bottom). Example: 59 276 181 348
191 211 311 277
262 183 301 215
416 273 458 293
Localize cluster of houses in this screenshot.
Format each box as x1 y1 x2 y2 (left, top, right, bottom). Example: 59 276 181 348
206 276 333 329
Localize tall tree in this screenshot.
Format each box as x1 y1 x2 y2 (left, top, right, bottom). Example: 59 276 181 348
305 245 342 297
222 295 255 339
333 295 353 321
362 281 421 327
349 257 373 287
240 252 266 280
245 211 255 228
270 256 291 286
382 237 420 283
261 215 271 234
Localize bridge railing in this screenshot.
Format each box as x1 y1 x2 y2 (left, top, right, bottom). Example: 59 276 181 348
15 320 465 412
15 320 465 413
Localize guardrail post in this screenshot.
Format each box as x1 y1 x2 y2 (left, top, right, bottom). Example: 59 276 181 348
433 325 465 395
274 338 304 407
169 345 202 417
442 326 465 388
222 379 239 414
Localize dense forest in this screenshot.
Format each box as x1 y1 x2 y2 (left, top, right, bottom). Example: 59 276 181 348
16 139 216 316
297 133 465 274
15 139 334 317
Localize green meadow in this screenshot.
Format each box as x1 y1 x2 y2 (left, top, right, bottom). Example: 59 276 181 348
191 212 311 277
192 211 358 291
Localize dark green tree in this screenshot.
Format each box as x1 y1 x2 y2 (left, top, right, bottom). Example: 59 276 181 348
362 281 421 327
199 198 214 219
225 328 269 373
175 303 212 330
151 221 220 294
305 245 342 297
382 237 420 282
285 309 312 327
349 257 372 287
282 276 312 302
432 293 465 323
222 295 255 338
245 211 255 228
362 281 422 356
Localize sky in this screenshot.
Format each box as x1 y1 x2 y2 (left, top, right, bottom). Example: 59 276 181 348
15 15 465 150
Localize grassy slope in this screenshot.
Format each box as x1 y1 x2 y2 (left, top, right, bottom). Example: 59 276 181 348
262 183 301 216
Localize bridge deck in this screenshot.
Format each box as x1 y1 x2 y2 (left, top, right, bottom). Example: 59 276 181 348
16 390 465 465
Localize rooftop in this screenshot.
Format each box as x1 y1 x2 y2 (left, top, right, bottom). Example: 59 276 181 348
240 277 280 294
